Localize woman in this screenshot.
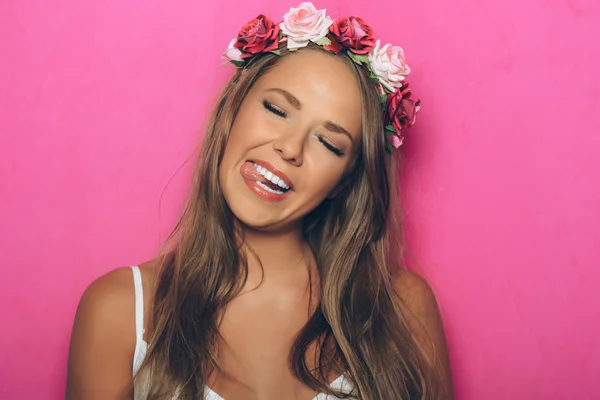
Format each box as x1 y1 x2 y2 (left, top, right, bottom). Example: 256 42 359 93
66 3 454 399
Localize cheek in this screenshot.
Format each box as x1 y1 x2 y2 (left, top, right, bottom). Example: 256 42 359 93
303 163 347 199
227 105 274 152
227 117 250 151
221 107 258 163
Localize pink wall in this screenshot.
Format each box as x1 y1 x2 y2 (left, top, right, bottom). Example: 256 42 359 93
1 0 598 398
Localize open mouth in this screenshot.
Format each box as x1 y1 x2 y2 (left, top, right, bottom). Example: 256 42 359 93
250 162 291 194
239 160 294 201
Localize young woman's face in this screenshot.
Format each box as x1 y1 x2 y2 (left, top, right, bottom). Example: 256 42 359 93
219 50 363 231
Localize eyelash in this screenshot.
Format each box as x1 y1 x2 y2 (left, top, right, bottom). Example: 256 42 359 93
262 100 345 157
263 100 287 117
316 135 344 156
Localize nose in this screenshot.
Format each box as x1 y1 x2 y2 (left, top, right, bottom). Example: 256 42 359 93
273 127 305 166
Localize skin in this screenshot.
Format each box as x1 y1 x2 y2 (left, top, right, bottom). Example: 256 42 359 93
66 50 454 400
219 49 362 233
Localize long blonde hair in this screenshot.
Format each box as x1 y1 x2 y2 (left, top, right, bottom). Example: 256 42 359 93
135 43 442 399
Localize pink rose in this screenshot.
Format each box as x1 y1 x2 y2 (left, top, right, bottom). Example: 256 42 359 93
368 40 411 91
389 134 404 149
326 16 376 54
280 2 333 49
386 83 421 134
223 38 243 63
234 14 280 58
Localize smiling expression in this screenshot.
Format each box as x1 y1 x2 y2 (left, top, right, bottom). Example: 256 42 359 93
219 49 363 231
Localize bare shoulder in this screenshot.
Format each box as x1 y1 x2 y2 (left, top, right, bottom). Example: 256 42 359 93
391 269 444 346
73 260 160 328
72 267 138 346
394 269 438 316
79 267 137 310
391 269 447 355
70 259 161 348
66 260 161 400
66 267 137 399
392 269 455 399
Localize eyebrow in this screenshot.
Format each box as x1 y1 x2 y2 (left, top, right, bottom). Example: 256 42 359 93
265 88 354 142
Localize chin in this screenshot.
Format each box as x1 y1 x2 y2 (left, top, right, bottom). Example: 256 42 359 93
224 192 308 233
232 209 296 232
219 167 324 233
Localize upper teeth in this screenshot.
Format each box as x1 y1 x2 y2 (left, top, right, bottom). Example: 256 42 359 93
253 163 290 190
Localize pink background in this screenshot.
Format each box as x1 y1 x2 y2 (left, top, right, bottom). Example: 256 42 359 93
1 0 599 399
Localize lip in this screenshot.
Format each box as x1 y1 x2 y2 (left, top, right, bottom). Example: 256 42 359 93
243 178 292 202
249 159 294 190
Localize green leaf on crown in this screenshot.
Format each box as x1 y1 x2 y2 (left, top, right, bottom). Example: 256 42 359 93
380 94 388 104
347 52 369 65
367 65 381 83
314 37 332 46
270 50 281 56
384 124 396 133
231 60 245 68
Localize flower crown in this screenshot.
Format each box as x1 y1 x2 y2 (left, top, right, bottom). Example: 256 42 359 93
222 2 421 151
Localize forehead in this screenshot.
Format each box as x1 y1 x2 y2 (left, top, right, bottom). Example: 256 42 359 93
252 50 363 139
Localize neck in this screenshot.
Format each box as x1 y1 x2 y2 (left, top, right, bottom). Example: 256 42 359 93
239 223 313 282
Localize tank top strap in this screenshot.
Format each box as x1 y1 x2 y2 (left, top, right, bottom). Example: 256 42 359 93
130 266 145 341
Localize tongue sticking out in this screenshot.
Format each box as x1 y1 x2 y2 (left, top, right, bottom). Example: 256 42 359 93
240 161 287 191
241 161 262 182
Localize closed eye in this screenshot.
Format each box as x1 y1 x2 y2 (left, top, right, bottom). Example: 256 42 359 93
263 99 344 156
263 100 287 118
316 135 344 157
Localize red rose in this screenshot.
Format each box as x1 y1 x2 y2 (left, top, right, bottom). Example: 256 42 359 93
325 16 376 54
386 83 421 132
234 15 280 59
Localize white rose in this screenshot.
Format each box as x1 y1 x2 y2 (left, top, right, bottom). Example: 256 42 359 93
222 38 243 62
368 40 411 91
280 2 333 49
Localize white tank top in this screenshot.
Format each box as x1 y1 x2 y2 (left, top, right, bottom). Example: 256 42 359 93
130 266 354 400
